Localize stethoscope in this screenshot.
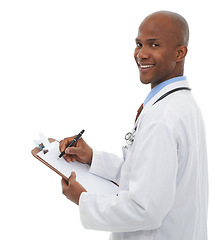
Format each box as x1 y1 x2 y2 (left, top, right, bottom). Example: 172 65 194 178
125 128 136 145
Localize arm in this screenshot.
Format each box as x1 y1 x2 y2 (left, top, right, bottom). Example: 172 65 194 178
60 136 123 204
60 136 124 183
89 150 124 184
79 120 178 232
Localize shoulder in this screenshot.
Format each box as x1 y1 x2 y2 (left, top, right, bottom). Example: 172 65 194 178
148 90 197 121
138 90 202 138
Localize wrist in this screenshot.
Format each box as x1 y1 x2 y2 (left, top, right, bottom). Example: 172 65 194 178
88 148 93 165
78 190 87 206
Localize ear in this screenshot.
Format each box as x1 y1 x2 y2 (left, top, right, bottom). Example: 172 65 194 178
175 45 188 62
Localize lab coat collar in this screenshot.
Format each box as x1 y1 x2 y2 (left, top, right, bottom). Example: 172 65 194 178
135 79 190 126
145 79 190 110
143 76 187 108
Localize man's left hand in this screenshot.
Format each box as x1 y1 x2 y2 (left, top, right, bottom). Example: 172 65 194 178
61 172 87 205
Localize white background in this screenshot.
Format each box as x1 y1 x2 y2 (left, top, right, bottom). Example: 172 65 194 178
0 0 214 239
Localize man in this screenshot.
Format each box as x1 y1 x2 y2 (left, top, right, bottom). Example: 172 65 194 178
60 11 208 240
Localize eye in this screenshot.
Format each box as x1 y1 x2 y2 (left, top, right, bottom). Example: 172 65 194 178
136 42 142 48
151 43 159 48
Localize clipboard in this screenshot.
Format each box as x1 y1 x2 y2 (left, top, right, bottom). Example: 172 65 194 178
31 138 120 195
31 138 69 180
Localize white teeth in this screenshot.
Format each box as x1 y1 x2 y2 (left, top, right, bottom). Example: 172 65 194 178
139 64 154 69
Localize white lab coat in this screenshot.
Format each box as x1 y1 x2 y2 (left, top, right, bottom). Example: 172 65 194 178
79 80 208 240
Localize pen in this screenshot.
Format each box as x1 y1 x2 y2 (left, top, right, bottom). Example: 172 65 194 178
58 129 85 159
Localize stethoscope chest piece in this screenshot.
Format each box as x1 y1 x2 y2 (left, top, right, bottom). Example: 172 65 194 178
125 130 136 145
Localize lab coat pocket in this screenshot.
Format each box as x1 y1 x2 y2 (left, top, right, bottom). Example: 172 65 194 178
122 146 133 161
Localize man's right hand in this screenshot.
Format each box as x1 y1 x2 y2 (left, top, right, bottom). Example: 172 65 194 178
59 136 93 165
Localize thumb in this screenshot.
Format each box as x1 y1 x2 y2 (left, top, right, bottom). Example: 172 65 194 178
65 146 80 155
69 171 76 182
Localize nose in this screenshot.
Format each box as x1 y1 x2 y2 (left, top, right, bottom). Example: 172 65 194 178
135 46 150 60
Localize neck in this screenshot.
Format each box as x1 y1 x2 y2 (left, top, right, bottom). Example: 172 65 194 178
151 67 184 89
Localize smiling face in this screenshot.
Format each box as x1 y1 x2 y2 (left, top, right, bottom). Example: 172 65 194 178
134 11 188 89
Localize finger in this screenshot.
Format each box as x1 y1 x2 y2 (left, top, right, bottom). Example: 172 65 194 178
65 154 77 162
64 155 72 162
60 136 78 152
59 140 64 152
60 138 70 152
61 177 68 188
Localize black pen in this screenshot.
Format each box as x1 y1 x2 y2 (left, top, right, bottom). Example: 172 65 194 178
58 129 85 159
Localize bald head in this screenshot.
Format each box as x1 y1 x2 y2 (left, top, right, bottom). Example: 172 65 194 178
142 11 189 47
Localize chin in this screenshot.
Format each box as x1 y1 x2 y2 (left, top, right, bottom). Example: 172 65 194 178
140 77 151 85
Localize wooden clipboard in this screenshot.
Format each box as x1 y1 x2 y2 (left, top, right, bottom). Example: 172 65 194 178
31 137 120 194
31 138 69 181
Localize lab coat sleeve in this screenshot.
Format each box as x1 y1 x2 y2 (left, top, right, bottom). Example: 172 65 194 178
89 149 124 184
79 120 178 232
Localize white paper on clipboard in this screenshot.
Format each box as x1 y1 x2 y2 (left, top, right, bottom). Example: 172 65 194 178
36 141 120 195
